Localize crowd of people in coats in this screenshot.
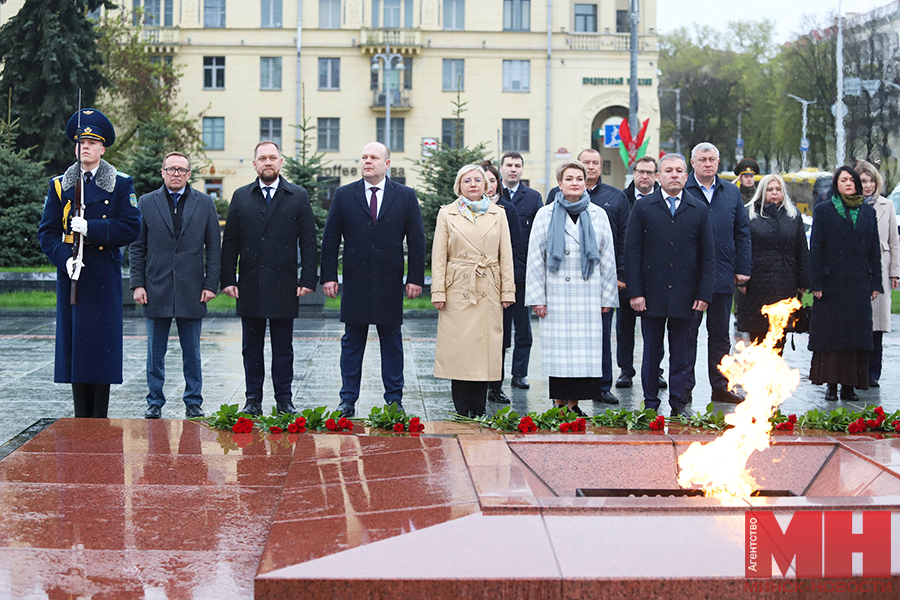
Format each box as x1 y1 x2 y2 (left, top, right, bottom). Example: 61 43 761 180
41 108 896 421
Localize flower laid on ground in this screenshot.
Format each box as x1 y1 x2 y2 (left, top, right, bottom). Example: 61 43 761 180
848 417 867 434
287 417 307 434
232 416 254 434
325 418 337 431
560 418 587 433
393 422 405 433
337 417 354 431
366 403 423 433
893 420 900 433
517 415 537 433
268 425 283 434
408 417 424 433
648 415 665 431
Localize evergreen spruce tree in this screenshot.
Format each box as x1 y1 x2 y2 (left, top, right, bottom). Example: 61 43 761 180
282 110 329 261
412 91 488 263
0 0 113 176
121 116 177 199
0 108 51 267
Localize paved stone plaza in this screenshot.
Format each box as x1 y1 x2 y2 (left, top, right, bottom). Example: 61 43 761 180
1 312 898 447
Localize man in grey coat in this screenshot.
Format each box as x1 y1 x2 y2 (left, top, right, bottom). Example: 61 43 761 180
130 152 222 419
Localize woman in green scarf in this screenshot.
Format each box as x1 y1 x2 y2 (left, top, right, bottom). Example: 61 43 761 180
808 166 883 401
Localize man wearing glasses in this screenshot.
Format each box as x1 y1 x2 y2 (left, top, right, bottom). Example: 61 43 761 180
130 152 222 419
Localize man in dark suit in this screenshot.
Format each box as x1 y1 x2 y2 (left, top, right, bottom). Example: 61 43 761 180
624 153 716 416
499 151 544 389
131 151 222 419
545 148 627 404
321 142 426 418
220 141 318 416
684 143 752 404
618 156 666 390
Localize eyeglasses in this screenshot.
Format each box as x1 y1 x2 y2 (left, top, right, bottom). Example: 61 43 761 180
634 169 656 176
462 178 484 184
163 167 191 175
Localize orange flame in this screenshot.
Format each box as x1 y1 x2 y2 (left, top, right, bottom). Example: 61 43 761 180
677 298 802 499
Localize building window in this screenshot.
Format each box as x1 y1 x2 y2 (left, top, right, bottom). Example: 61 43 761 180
616 10 628 33
502 119 529 152
403 56 413 89
205 179 223 200
574 4 596 32
376 118 405 153
262 0 282 27
317 176 340 209
442 59 464 91
444 0 464 30
260 118 283 149
203 117 225 150
204 0 226 28
133 0 173 26
260 57 282 90
502 60 530 92
318 118 340 152
442 118 464 149
503 0 529 31
203 56 225 89
319 0 341 28
318 58 340 90
373 0 412 27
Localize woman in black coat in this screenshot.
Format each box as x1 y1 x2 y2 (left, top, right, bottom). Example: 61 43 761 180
736 174 809 353
808 166 883 401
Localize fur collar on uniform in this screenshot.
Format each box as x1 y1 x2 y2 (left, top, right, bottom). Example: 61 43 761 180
61 159 117 193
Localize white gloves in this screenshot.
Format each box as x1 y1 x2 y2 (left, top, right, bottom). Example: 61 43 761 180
70 216 88 236
65 257 84 279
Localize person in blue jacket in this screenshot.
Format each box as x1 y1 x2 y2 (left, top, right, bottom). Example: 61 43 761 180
37 109 141 418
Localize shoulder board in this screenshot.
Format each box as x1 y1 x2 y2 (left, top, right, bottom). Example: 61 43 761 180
50 175 63 183
117 171 131 178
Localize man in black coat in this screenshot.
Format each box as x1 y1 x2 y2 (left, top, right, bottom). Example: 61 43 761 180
220 141 318 416
546 148 627 404
618 156 666 390
499 151 544 389
625 153 716 416
683 143 752 405
321 142 426 418
131 151 221 419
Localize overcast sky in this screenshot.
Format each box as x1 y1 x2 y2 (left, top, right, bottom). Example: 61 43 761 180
657 0 895 44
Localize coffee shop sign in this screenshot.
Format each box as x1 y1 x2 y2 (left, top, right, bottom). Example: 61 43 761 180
199 165 237 176
583 77 652 86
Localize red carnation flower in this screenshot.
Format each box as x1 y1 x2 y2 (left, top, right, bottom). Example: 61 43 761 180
337 417 349 430
560 422 570 433
874 406 885 417
287 422 300 434
893 420 900 433
393 422 405 433
295 416 306 427
788 414 797 424
325 418 337 431
344 421 353 431
269 425 283 434
408 417 424 432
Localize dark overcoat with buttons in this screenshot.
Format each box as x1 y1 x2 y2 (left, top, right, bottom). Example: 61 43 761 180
624 189 716 319
320 178 426 326
220 176 318 319
37 159 141 384
502 183 543 281
130 185 222 319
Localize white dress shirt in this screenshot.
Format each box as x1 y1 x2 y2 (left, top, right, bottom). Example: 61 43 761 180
365 179 385 218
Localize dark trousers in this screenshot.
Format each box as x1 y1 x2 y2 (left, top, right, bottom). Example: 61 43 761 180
339 323 404 409
72 383 110 418
241 317 294 402
686 292 733 393
489 307 514 390
451 380 488 417
510 282 532 377
870 331 884 381
640 316 692 411
600 309 614 391
617 290 664 379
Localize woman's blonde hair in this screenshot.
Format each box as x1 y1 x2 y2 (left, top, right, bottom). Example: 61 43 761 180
855 160 884 197
453 164 487 197
748 174 798 220
555 159 586 182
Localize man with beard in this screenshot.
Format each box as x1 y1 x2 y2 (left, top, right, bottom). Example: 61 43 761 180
220 141 318 416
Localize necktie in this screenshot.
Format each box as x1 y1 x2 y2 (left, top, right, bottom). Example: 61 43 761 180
667 196 677 216
263 186 273 205
84 172 92 185
370 187 378 224
171 192 181 206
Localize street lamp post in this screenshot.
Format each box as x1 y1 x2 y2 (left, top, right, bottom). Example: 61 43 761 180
659 88 681 154
787 94 815 170
371 43 404 151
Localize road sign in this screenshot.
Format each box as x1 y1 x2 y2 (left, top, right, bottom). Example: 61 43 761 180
421 137 438 157
736 138 744 148
800 137 810 151
604 124 622 148
831 101 848 118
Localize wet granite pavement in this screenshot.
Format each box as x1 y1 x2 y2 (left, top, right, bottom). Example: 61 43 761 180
1 312 899 448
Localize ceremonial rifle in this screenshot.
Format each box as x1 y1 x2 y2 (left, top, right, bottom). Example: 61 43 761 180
70 92 85 305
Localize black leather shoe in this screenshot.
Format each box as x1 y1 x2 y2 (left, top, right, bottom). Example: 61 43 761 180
671 404 695 418
339 406 356 418
276 399 298 415
487 389 511 404
711 388 744 404
658 376 668 389
840 385 859 401
185 404 205 418
868 379 880 388
595 390 619 405
241 400 263 416
568 404 587 417
615 374 633 388
824 384 839 401
144 405 162 419
511 376 530 389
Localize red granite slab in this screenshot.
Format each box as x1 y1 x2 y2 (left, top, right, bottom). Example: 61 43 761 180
804 448 888 497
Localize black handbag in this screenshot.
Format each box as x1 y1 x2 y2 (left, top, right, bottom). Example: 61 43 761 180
786 300 811 334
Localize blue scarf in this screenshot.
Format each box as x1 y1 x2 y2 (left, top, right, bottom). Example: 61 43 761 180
458 195 490 223
546 190 601 280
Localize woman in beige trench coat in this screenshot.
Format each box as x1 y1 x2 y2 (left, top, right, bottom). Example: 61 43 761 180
857 161 900 387
432 164 516 416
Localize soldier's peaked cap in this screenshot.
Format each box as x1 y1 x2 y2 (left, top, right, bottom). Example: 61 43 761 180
66 108 115 147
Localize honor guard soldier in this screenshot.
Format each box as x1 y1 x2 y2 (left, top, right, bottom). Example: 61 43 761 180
735 158 761 205
37 108 141 418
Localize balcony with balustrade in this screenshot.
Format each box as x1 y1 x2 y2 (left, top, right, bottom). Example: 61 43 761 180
358 27 422 56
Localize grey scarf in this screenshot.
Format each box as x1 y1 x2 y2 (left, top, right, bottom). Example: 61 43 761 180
546 190 601 280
